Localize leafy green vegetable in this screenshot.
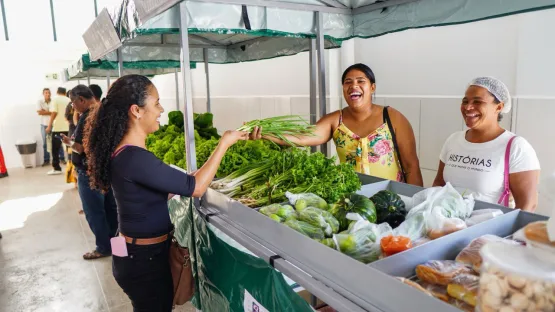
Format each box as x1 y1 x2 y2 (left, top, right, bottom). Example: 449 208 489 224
330 194 377 231
168 111 184 128
284 220 325 240
371 190 407 229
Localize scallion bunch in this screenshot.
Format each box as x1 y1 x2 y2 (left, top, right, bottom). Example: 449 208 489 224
237 115 316 146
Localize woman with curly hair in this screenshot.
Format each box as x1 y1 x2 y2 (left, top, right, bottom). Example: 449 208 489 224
84 74 248 311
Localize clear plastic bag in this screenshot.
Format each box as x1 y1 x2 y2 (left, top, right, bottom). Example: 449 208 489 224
393 211 427 242
447 274 479 307
285 191 328 211
415 260 473 286
455 235 519 272
465 209 503 227
407 183 474 221
298 207 333 237
332 214 393 264
259 203 282 217
425 206 468 240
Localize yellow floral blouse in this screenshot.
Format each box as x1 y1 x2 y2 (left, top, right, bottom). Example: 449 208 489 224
332 111 403 182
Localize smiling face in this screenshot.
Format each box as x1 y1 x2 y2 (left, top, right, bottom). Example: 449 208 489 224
137 85 164 134
461 86 504 130
342 69 376 109
43 89 51 102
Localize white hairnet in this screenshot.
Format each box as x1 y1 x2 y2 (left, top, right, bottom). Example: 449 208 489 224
469 77 511 114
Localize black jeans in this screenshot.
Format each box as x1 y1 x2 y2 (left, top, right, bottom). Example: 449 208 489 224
52 131 68 171
113 240 174 312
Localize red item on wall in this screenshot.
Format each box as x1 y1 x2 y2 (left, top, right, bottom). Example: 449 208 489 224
0 145 8 178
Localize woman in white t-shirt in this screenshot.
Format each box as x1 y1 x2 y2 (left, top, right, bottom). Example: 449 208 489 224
433 77 540 211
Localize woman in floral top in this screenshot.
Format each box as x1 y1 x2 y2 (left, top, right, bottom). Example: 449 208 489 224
252 63 423 186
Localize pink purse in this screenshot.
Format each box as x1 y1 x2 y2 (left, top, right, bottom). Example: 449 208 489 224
498 136 517 207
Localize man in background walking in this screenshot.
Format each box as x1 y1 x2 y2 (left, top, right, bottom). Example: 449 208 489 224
45 87 70 175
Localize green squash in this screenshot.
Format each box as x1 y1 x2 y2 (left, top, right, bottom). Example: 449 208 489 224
330 193 377 231
370 190 407 228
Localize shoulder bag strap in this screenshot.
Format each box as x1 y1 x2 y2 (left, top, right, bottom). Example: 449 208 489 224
498 136 517 206
383 106 407 182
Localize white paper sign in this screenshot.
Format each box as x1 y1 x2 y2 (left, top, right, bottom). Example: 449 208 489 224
243 289 269 312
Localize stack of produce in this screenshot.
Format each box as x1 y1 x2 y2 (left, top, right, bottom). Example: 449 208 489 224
212 149 362 207
146 111 220 169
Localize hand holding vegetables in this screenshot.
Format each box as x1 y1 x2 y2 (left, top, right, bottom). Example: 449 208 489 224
239 115 316 146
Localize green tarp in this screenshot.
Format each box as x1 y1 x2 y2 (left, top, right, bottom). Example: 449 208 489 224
168 196 313 312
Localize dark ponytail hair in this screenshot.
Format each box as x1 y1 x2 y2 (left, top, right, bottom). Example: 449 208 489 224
342 63 376 84
84 74 153 192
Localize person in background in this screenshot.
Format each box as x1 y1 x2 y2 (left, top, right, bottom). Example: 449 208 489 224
37 88 65 166
64 85 118 259
251 63 423 186
84 75 249 311
65 90 76 139
433 77 540 211
89 84 103 102
46 87 70 175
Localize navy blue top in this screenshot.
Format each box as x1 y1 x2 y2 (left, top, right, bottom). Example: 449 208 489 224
110 146 196 238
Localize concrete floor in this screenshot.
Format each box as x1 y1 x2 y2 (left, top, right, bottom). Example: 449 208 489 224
0 167 194 312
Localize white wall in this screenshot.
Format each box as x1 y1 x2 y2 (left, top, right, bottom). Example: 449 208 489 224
354 9 555 216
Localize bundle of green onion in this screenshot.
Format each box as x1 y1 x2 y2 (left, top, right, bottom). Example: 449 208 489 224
237 115 316 146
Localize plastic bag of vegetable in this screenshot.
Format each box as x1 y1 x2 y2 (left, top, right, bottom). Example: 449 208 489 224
407 183 474 221
259 204 282 217
319 238 336 249
371 190 407 228
285 192 328 211
332 214 392 264
284 220 325 240
393 211 427 242
298 207 333 237
269 214 283 222
276 204 296 219
330 193 377 231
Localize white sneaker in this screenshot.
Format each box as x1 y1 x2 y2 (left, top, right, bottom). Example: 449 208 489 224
47 170 62 175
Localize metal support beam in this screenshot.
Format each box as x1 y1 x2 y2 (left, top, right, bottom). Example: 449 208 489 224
124 42 180 48
317 0 347 9
117 48 123 77
191 34 225 47
174 68 180 111
178 2 197 172
309 38 317 154
93 0 98 17
203 49 211 113
87 71 91 85
106 72 110 90
0 0 8 40
315 12 328 156
190 0 350 14
353 0 419 15
48 0 57 41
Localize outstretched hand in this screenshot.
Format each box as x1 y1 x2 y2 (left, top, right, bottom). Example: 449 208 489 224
221 130 249 147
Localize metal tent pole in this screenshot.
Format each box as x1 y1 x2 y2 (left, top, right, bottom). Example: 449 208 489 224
203 48 211 113
315 12 328 156
117 48 123 77
106 72 110 90
87 72 91 85
48 0 57 41
309 38 318 154
178 2 197 172
174 68 180 111
0 0 8 40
